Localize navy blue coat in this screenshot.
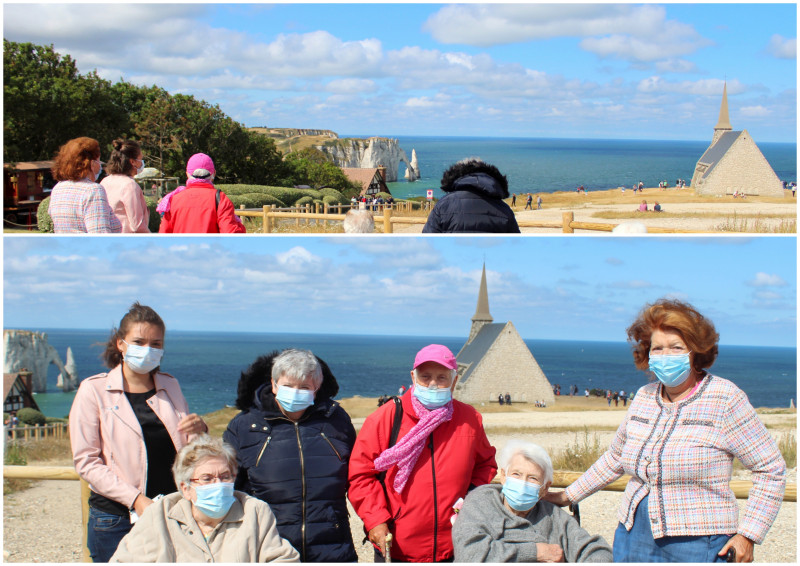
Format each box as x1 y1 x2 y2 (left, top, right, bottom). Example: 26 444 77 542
224 384 357 562
422 172 520 233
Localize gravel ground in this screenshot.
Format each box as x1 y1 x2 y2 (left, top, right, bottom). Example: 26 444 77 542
393 201 796 233
4 417 796 562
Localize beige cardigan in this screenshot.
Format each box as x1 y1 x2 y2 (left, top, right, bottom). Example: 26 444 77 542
110 492 299 563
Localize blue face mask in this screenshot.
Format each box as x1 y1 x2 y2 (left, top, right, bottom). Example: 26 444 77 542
502 476 541 512
193 482 236 519
412 383 452 409
649 353 692 388
122 341 163 374
275 385 315 413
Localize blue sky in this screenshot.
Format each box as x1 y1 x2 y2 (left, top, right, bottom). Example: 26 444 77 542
3 3 796 141
3 236 796 347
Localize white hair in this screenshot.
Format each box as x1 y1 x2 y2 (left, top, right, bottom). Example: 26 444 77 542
189 168 214 181
172 434 237 487
271 349 323 388
343 209 374 233
499 440 553 484
612 221 648 234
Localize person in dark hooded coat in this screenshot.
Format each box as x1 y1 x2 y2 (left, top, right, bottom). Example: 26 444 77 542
223 349 357 562
422 158 520 233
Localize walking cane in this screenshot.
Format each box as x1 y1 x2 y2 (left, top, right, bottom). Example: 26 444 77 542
384 533 393 563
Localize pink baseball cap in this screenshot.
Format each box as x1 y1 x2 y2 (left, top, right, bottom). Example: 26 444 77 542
414 344 457 370
186 153 216 178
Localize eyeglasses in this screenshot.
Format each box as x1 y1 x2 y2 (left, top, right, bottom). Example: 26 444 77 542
189 472 235 485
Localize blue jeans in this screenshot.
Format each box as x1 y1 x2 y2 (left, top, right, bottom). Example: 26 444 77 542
87 508 132 562
613 496 731 562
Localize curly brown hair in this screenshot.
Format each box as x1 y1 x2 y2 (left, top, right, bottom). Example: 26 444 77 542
51 137 100 181
105 138 141 176
627 298 719 373
101 302 166 369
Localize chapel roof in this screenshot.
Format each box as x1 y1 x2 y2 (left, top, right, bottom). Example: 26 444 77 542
456 322 507 383
697 131 743 179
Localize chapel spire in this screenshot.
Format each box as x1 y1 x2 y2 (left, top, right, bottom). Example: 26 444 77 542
468 264 493 343
713 82 732 144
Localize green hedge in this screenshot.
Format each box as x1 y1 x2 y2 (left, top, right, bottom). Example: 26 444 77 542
228 193 286 209
216 184 346 207
37 197 53 232
144 197 161 232
16 408 46 426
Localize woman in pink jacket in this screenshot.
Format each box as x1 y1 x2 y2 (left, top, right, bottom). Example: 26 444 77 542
100 139 150 233
69 302 208 562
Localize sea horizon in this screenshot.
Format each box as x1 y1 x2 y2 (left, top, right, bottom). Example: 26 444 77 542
334 135 796 199
14 328 797 418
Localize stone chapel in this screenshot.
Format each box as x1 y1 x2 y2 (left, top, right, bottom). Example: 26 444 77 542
690 83 784 197
453 265 555 405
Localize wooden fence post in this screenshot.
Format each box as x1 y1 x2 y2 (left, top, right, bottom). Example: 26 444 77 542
262 205 270 233
562 211 575 233
323 203 329 228
383 208 393 234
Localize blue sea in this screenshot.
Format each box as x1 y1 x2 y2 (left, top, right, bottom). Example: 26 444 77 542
25 329 798 419
342 136 797 199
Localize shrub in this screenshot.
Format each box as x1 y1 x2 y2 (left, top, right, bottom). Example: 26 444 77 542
551 427 604 472
16 408 46 426
37 197 54 232
320 188 348 204
229 193 285 209
45 417 67 424
144 196 161 232
295 196 314 207
779 431 796 468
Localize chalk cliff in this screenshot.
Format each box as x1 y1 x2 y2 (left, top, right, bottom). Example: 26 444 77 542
406 148 420 181
316 137 419 182
3 330 74 392
57 347 78 393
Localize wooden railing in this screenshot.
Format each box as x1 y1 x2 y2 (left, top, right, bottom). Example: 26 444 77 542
2 464 795 562
236 205 704 234
5 422 69 441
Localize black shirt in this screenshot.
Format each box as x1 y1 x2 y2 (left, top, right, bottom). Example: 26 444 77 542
88 388 178 515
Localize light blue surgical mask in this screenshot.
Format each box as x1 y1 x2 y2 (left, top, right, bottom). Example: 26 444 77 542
275 385 315 413
502 476 541 512
649 353 692 388
93 160 102 181
137 158 145 175
122 340 163 374
193 482 235 519
412 383 452 409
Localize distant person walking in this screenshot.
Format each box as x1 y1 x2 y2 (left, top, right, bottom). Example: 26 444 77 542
422 158 520 233
48 137 121 233
158 153 245 233
537 195 543 210
525 193 533 210
511 193 517 207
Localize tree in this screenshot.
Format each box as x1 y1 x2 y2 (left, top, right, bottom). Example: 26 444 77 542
284 148 361 196
3 40 122 162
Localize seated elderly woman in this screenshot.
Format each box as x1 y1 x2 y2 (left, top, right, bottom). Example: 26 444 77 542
110 435 299 563
452 440 612 563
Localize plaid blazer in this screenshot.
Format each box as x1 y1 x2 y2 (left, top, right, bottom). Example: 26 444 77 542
565 374 785 543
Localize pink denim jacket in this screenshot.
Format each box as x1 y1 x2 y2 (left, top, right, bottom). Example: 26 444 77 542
69 365 190 509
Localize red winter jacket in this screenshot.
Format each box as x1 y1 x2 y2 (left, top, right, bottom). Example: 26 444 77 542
158 182 245 233
348 391 497 562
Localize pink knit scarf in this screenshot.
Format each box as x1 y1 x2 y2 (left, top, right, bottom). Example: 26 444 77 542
373 389 454 494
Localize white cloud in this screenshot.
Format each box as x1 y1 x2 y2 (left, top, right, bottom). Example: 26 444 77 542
739 105 771 118
746 272 787 287
424 4 710 65
767 34 796 60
